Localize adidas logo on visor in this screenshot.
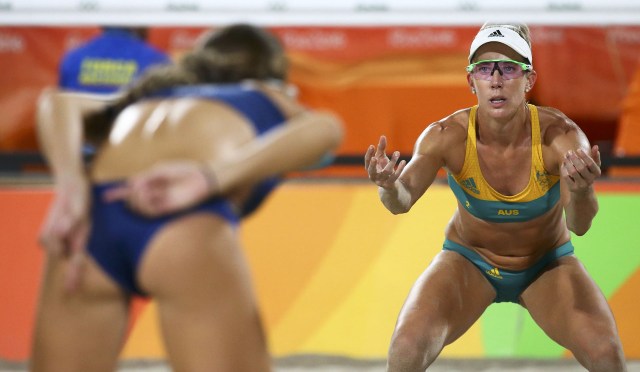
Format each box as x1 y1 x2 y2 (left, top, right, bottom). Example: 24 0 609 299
488 30 504 37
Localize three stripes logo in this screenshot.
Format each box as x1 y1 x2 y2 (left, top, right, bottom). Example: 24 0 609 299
488 29 504 38
486 267 503 279
461 177 480 195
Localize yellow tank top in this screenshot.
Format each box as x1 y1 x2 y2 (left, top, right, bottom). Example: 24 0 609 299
447 104 561 222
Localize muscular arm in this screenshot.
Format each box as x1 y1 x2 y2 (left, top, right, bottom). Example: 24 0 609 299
561 146 600 236
37 88 116 182
36 87 117 291
209 110 344 193
545 112 601 236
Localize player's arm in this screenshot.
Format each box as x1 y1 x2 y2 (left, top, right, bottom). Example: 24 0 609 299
37 87 117 182
209 110 344 193
548 114 601 236
365 122 449 214
36 87 118 291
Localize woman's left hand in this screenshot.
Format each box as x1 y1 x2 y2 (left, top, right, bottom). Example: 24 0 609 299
39 179 91 292
103 161 215 217
560 145 602 193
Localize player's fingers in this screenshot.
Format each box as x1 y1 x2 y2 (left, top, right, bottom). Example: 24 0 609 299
364 145 375 169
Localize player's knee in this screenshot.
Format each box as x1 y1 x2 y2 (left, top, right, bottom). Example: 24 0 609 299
388 333 421 362
580 336 626 372
387 326 442 371
387 340 426 371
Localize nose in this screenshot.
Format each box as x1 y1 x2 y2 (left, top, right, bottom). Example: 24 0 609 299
490 62 503 77
491 69 503 88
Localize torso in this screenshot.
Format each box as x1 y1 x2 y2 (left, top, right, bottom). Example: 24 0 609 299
91 98 251 182
90 82 303 209
439 105 571 270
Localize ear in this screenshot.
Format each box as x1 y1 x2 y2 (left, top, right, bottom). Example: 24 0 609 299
525 69 538 92
467 74 476 94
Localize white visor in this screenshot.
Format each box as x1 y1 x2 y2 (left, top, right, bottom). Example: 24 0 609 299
468 27 532 65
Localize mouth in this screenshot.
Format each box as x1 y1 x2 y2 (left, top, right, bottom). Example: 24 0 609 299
489 96 506 106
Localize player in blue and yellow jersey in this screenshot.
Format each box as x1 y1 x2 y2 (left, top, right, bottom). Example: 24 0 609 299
59 27 171 94
58 27 172 158
33 24 343 372
365 23 626 371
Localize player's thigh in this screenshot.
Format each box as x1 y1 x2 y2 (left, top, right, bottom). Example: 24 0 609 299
138 214 269 372
521 256 621 350
393 250 496 346
31 253 129 372
137 213 256 305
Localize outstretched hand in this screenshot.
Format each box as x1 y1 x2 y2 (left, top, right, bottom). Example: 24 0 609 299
103 161 216 217
560 145 602 193
364 135 406 189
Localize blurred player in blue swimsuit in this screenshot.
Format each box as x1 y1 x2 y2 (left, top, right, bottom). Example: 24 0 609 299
33 24 343 372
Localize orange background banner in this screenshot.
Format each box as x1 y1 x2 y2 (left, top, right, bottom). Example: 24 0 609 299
1 25 640 156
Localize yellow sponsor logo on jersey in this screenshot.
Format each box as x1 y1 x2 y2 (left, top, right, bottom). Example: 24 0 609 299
486 267 503 279
497 209 519 216
79 58 139 86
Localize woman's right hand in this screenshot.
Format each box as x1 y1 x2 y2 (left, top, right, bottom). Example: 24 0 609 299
103 161 216 217
39 178 91 292
364 135 406 189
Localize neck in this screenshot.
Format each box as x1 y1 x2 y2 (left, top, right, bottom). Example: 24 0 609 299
476 103 530 148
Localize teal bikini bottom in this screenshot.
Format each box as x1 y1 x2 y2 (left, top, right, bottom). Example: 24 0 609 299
443 239 574 303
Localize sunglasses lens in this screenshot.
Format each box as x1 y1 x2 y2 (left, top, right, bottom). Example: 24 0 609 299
472 62 494 80
498 62 525 79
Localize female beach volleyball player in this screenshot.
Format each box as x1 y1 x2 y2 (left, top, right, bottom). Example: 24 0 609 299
365 23 626 371
32 24 343 372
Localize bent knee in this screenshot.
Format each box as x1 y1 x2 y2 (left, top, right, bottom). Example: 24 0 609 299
575 336 626 371
388 334 428 371
388 326 446 370
389 332 424 358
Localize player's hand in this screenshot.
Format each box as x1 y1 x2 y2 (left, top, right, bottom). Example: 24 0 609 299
103 161 216 217
39 179 90 292
561 145 601 194
364 135 406 190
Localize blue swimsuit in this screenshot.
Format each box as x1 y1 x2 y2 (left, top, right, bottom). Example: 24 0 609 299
445 105 574 303
87 185 239 295
87 84 286 296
